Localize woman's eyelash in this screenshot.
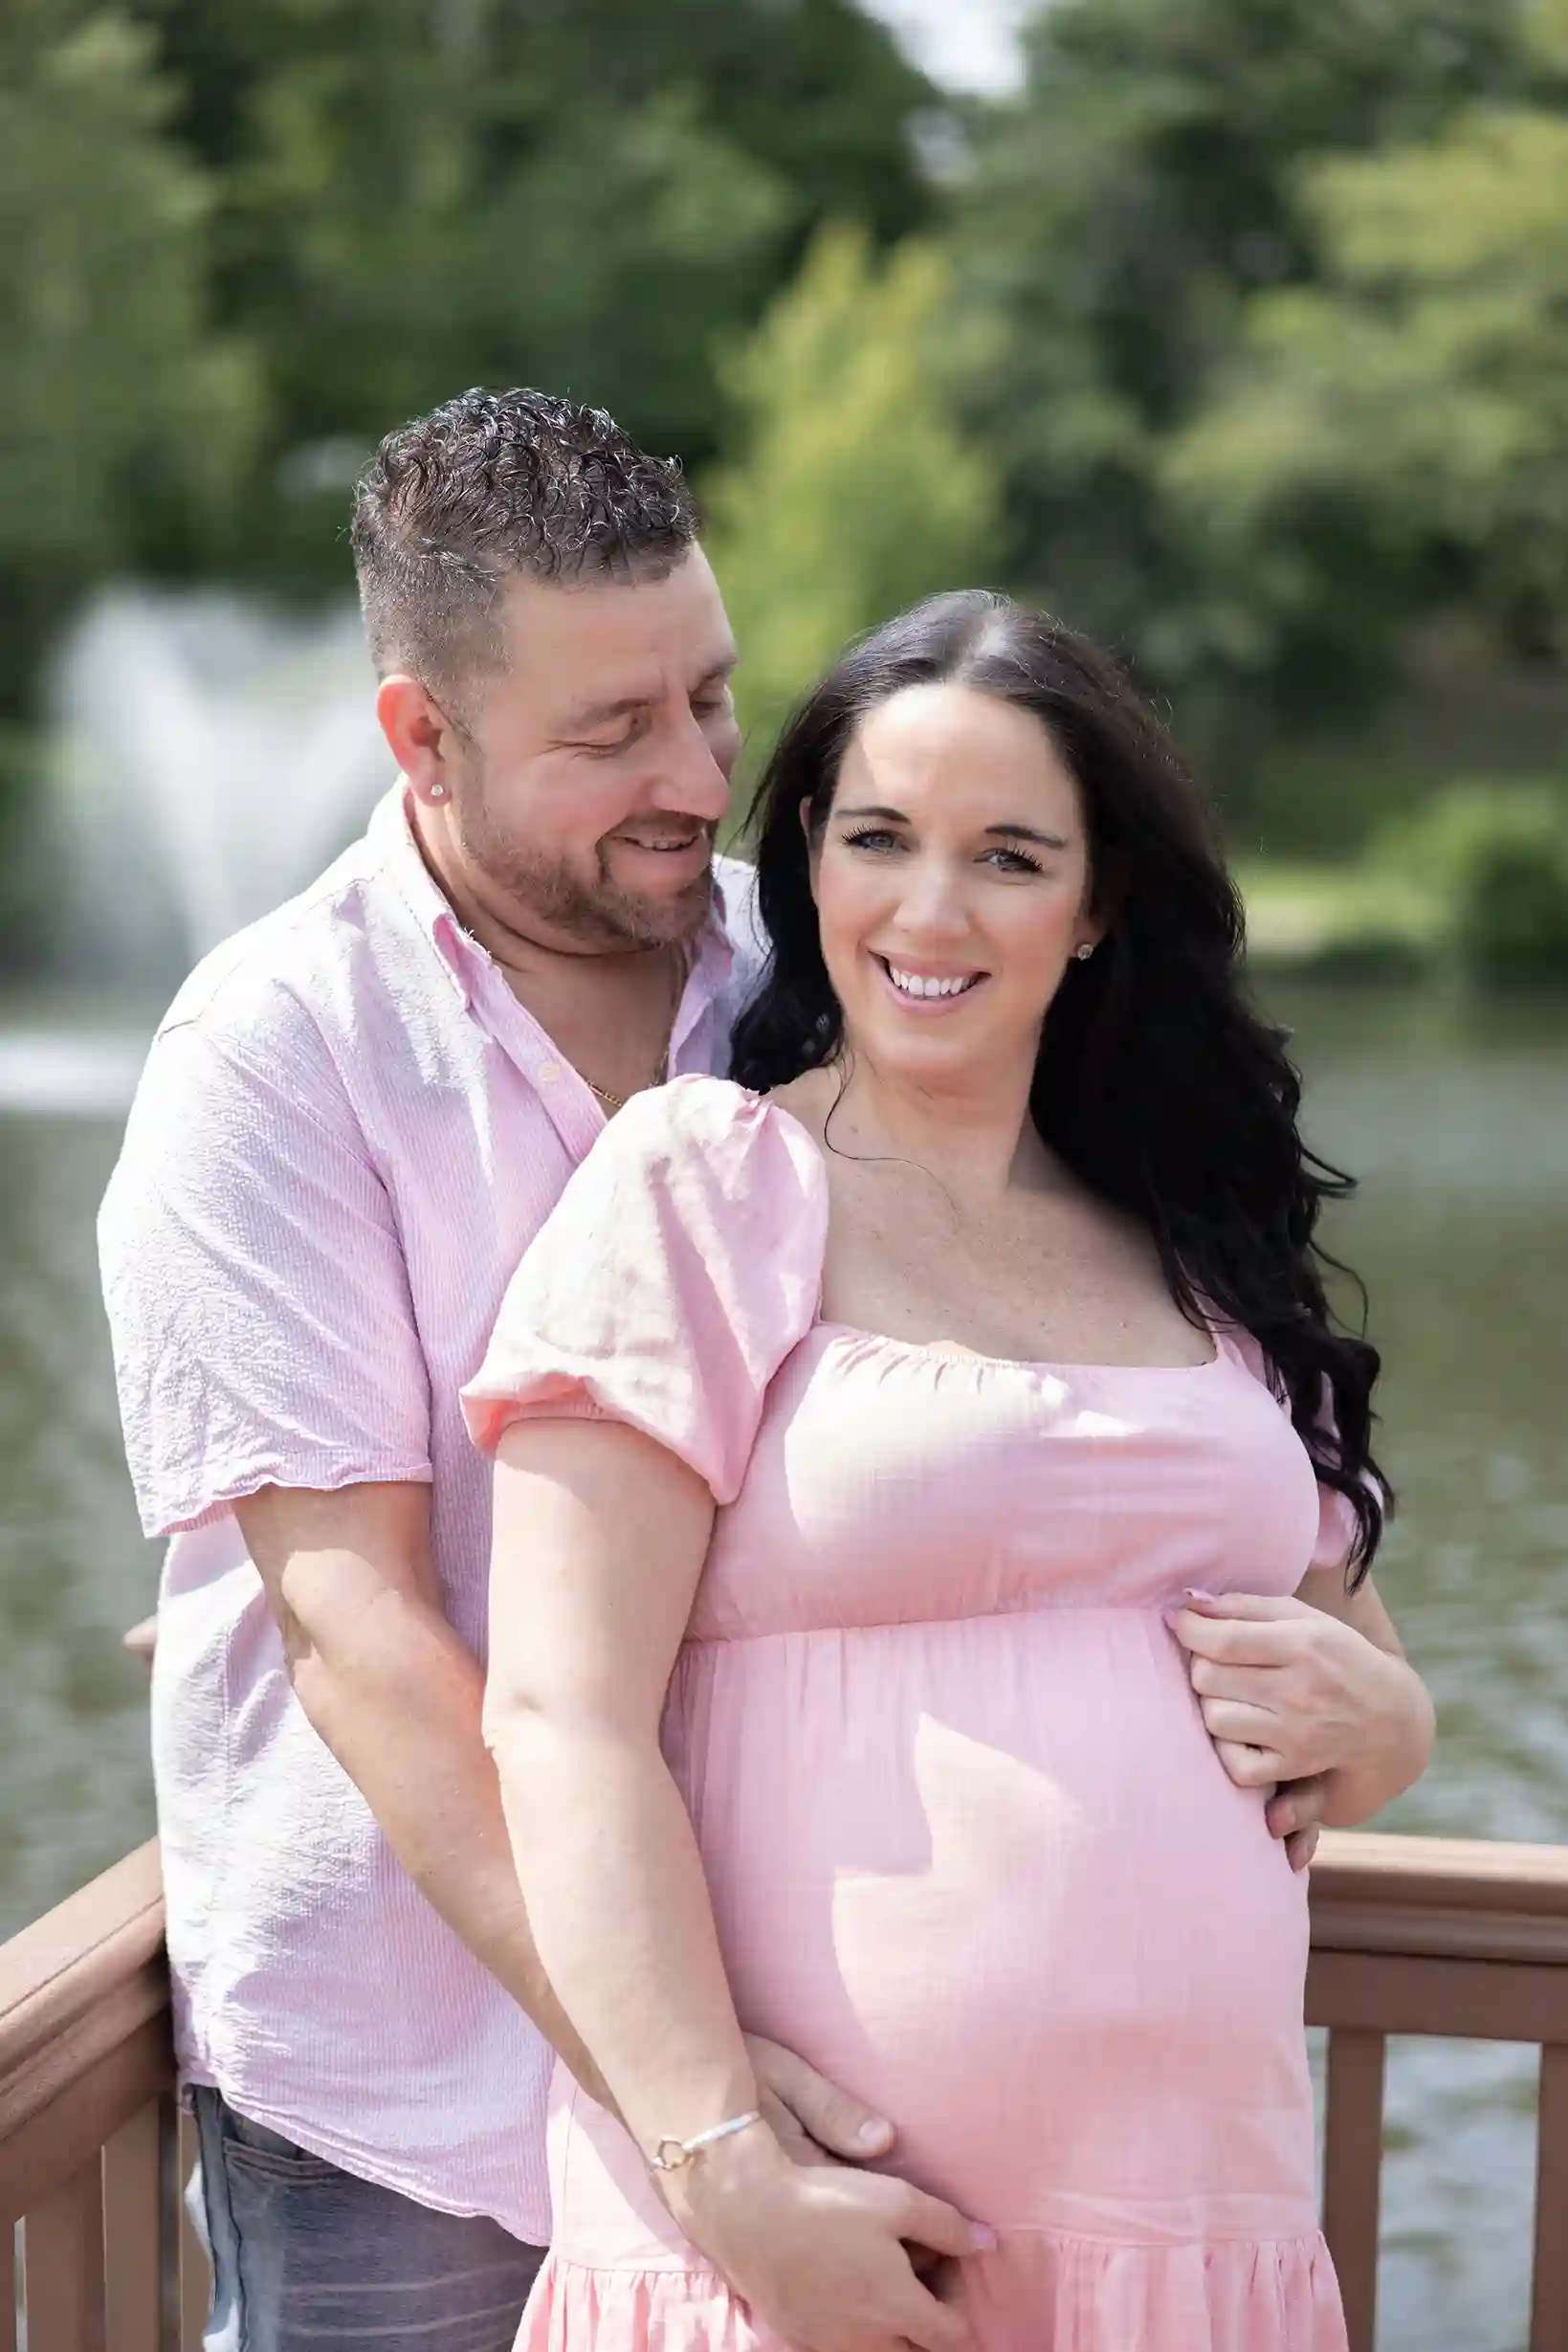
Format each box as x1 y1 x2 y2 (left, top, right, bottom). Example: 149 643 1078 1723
839 826 1045 876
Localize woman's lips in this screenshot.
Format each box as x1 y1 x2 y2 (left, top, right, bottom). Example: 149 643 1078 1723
872 953 988 1010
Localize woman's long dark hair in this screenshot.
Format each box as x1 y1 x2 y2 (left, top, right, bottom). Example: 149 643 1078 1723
731 590 1389 1583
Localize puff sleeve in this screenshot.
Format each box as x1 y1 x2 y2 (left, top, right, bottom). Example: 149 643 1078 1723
461 1077 828 1504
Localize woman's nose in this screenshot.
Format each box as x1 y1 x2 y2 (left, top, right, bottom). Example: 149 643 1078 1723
894 862 971 941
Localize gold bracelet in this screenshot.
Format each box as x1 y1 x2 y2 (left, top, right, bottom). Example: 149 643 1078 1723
648 2109 763 2173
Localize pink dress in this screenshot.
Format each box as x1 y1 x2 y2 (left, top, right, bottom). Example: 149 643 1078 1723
463 1076 1350 2352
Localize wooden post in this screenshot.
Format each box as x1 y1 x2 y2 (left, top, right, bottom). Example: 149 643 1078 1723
23 2157 108 2352
102 2103 164 2352
1531 2043 1568 2350
1322 2026 1386 2352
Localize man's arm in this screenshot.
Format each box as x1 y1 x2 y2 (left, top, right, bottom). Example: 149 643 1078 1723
233 1477 607 2099
103 1010 895 2163
234 1477 900 2163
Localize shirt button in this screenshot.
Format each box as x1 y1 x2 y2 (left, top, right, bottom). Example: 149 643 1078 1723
536 1062 561 1084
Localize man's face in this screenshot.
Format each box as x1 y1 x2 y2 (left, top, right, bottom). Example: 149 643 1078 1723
446 548 741 951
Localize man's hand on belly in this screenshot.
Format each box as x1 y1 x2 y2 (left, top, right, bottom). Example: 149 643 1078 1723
746 2033 897 2164
1166 1587 1435 1848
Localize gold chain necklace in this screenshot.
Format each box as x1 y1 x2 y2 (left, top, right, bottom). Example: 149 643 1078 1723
584 946 685 1117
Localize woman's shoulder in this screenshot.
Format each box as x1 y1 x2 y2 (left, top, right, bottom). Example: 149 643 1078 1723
596 1075 827 1201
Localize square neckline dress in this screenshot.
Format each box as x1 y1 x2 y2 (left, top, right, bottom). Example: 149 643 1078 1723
463 1076 1351 2351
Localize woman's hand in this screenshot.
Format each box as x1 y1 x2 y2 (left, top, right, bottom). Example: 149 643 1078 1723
664 2117 990 2352
1166 1587 1434 1852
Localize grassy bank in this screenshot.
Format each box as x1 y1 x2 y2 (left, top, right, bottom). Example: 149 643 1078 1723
1239 783 1568 987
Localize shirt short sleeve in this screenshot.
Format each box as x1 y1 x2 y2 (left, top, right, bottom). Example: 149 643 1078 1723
99 1007 432 1539
461 1076 827 1504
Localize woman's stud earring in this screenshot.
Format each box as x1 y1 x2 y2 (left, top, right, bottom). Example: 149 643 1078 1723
1074 943 1093 961
429 784 446 800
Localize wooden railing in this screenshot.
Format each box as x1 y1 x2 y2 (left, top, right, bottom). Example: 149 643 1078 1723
1308 1830 1568 2351
0 1843 203 2352
4 1830 1568 2351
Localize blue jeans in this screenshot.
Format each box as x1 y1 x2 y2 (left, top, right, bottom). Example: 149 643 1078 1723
189 2088 545 2352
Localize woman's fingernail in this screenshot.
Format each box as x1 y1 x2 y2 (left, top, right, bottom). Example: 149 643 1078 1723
969 2224 999 2252
855 2117 891 2151
1183 1587 1220 1607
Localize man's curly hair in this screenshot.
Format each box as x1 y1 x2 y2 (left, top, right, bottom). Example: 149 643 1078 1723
350 388 698 710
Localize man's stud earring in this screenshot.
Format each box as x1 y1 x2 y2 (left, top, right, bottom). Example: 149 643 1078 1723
430 784 446 800
1074 943 1093 961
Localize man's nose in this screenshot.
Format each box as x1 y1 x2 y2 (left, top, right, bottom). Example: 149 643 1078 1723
649 713 733 824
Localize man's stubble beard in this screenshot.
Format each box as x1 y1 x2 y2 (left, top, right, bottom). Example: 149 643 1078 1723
458 794 716 954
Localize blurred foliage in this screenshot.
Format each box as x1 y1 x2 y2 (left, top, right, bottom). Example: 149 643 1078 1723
1384 782 1568 987
4 0 1568 885
1242 778 1568 987
1166 100 1568 704
0 0 935 725
0 6 261 717
948 0 1567 777
129 0 937 590
703 224 998 777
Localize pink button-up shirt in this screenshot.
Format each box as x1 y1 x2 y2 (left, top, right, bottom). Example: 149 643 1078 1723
98 786 763 2242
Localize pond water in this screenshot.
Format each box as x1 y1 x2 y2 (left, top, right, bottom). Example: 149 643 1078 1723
1 979 1565 2350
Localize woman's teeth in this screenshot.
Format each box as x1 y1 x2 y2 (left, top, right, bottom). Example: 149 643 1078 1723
884 963 981 999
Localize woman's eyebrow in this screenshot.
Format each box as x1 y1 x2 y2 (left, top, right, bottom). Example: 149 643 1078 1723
986 821 1071 850
834 803 909 823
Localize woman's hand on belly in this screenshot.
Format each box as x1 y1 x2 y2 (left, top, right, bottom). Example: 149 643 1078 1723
665 2118 991 2352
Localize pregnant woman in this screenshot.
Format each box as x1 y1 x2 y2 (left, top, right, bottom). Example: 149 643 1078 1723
463 592 1434 2349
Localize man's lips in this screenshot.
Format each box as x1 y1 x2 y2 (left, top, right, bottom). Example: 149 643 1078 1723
605 829 713 875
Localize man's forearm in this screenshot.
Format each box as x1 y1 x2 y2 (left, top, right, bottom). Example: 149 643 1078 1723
1319 1652 1436 1827
287 1576 610 2101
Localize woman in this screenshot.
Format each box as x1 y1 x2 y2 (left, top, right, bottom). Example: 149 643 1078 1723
462 593 1435 2350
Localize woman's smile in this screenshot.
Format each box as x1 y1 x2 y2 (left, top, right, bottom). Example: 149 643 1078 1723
871 952 990 1010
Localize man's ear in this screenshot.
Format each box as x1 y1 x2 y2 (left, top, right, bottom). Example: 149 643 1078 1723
377 675 462 804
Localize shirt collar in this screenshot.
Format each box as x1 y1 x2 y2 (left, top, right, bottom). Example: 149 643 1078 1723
369 780 738 1019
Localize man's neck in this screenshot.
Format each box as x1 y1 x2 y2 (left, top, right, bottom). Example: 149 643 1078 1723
407 788 695 1100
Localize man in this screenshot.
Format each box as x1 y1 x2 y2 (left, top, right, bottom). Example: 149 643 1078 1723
99 388 945 2351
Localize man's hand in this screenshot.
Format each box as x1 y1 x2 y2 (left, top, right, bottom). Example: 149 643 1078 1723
746 2033 895 2165
1263 1774 1332 1873
1167 1588 1434 1848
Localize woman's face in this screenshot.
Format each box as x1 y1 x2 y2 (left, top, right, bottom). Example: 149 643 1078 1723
809 682 1100 1091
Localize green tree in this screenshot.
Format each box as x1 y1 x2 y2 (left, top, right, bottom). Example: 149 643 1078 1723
1164 94 1568 690
950 0 1531 734
0 4 259 716
120 0 939 592
702 223 998 774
